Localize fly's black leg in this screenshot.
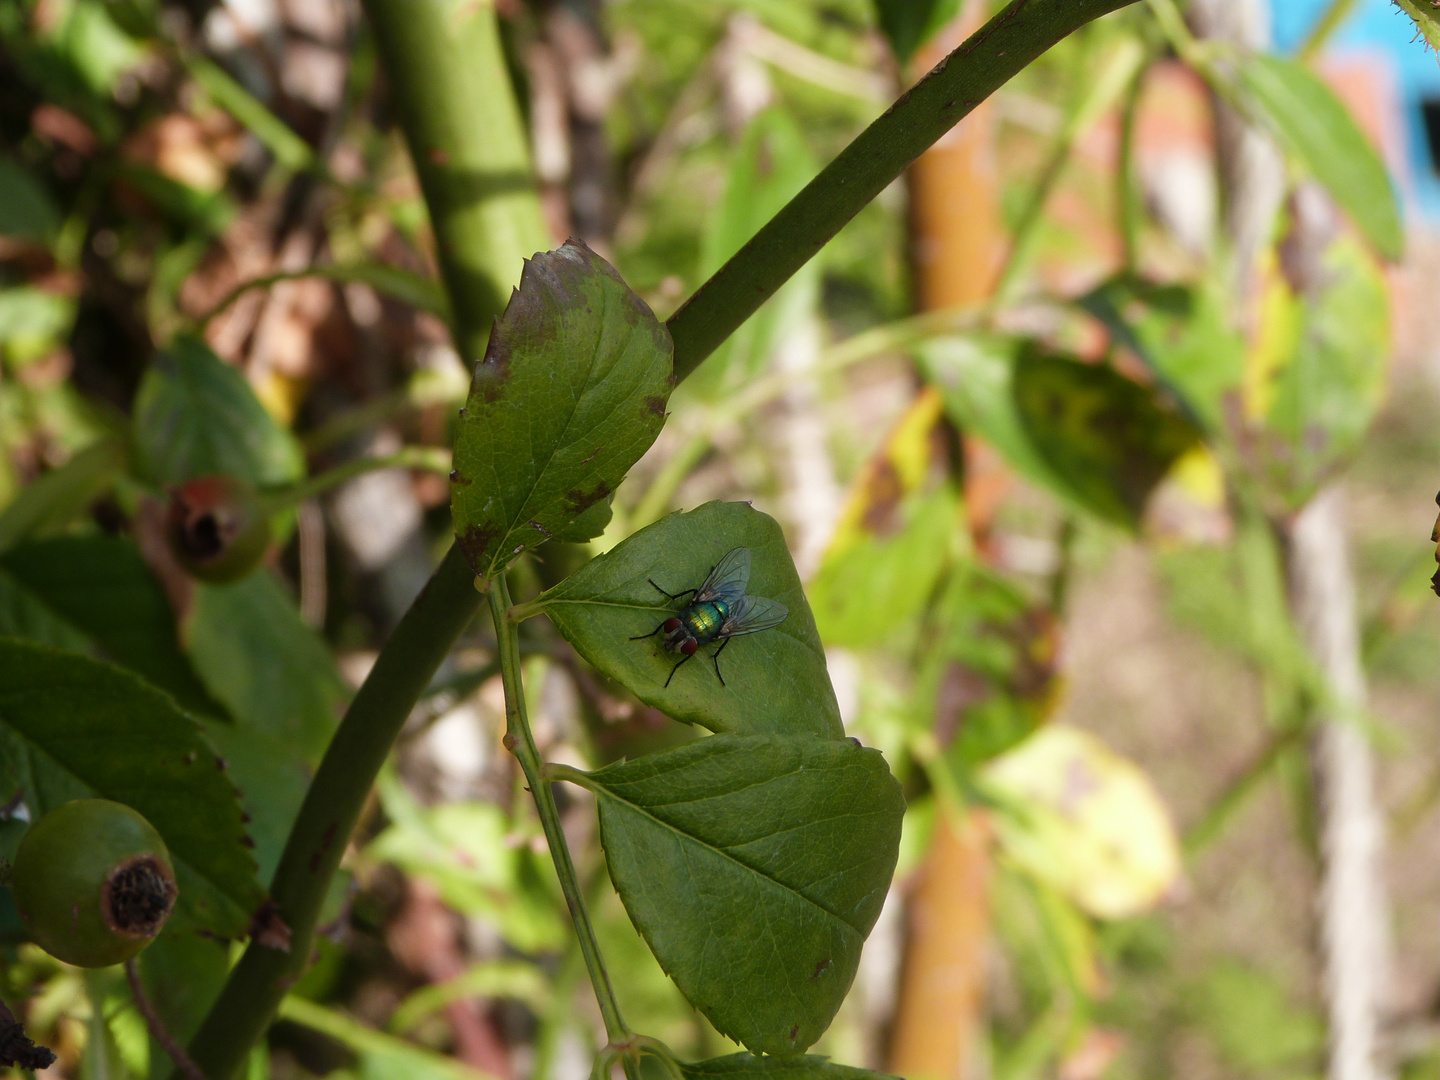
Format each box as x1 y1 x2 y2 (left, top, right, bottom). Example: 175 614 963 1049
709 636 731 686
647 579 696 603
663 651 695 688
629 621 669 641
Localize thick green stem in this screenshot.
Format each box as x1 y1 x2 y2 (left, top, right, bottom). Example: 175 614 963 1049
487 576 629 1042
182 544 483 1080
663 0 1139 380
361 0 550 361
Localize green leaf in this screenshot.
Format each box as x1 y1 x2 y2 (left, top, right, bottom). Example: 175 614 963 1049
0 156 60 244
0 437 124 555
1193 961 1323 1074
1077 274 1244 432
871 0 961 65
919 335 1061 493
131 335 305 488
1 535 222 716
450 240 673 579
0 285 77 364
570 733 904 1056
809 488 957 649
0 568 94 653
1234 54 1402 260
199 720 311 884
1255 235 1389 504
0 640 265 938
1012 346 1201 528
531 500 841 738
116 164 234 236
185 573 348 760
682 1055 898 1080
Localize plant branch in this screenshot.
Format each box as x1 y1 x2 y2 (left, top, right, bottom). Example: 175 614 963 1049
664 0 1140 381
488 575 629 1043
266 447 452 512
359 0 550 362
180 544 483 1080
126 960 208 1080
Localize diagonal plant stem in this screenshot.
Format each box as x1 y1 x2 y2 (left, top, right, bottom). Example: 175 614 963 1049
488 574 629 1043
663 0 1139 379
180 545 484 1080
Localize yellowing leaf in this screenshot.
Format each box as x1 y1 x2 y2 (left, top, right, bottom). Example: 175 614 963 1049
824 386 948 558
1242 249 1301 423
982 724 1181 919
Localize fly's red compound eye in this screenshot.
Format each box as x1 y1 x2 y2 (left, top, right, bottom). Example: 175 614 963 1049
681 638 699 656
663 617 682 632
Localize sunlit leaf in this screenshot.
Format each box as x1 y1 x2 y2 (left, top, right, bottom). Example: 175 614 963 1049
1234 54 1402 260
1247 237 1389 505
981 724 1181 919
0 640 265 937
569 733 904 1055
1078 273 1244 432
367 775 566 955
810 388 960 648
530 500 842 739
450 241 673 579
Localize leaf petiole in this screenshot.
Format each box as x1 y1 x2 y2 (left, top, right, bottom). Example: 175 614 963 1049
487 573 630 1044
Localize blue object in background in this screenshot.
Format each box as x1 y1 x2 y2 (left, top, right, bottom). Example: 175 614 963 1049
1272 0 1440 219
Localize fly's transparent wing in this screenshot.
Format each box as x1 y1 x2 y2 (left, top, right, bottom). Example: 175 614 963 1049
719 594 788 637
693 547 750 606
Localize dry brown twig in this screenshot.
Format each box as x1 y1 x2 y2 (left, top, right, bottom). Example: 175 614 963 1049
0 997 56 1071
125 959 208 1080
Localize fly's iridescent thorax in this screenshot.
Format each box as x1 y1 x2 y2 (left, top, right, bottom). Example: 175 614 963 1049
683 600 728 643
662 599 728 653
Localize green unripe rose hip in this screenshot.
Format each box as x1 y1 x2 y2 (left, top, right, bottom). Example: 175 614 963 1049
10 799 178 968
166 473 272 583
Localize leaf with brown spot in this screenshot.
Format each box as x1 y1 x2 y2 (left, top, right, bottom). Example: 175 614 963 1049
450 240 673 578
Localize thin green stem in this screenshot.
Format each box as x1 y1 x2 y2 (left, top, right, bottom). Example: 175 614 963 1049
664 0 1140 381
488 575 629 1043
993 36 1146 301
1298 0 1359 62
265 447 452 511
181 545 484 1080
1116 61 1145 273
197 265 449 332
